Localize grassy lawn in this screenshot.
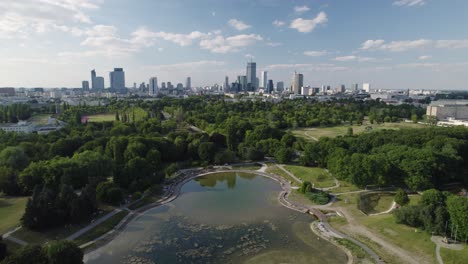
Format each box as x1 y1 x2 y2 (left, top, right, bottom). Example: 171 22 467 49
265 165 299 186
331 181 362 194
0 196 28 234
83 113 116 122
73 210 129 246
358 192 395 215
440 246 468 264
292 122 426 141
231 164 262 170
283 165 335 188
28 114 52 125
128 195 160 210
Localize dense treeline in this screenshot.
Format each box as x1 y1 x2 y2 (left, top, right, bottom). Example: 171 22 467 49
300 128 468 191
0 104 32 123
0 240 83 264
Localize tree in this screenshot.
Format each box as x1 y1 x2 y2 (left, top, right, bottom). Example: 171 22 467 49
96 182 123 205
198 142 216 162
274 147 293 164
1 245 48 264
45 240 83 264
214 149 236 164
0 146 29 171
446 195 468 241
394 188 409 206
0 236 6 262
346 127 353 136
0 166 20 195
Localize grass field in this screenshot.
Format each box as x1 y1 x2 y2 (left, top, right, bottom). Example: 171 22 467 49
358 192 395 215
330 193 436 263
330 181 362 193
292 122 426 141
73 210 129 246
440 246 468 264
265 165 300 186
283 165 336 188
83 113 116 122
28 114 52 125
0 196 28 235
231 164 262 170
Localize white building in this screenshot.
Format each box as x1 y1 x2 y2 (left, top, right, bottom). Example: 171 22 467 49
0 121 35 133
427 103 468 120
363 83 371 93
149 77 158 96
292 72 304 94
260 71 268 89
186 77 191 90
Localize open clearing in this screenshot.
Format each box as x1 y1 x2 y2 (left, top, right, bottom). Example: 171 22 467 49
28 114 52 125
0 196 28 234
440 246 468 264
358 192 395 215
292 122 427 141
283 165 336 188
83 113 116 122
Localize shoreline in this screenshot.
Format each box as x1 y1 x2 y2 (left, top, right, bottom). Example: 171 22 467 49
83 168 380 263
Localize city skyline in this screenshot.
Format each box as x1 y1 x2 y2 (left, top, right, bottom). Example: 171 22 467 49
1 0 468 89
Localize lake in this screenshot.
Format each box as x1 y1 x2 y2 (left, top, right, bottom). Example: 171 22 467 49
85 172 347 264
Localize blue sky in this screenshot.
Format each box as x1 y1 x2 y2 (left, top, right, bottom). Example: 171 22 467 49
1 0 468 89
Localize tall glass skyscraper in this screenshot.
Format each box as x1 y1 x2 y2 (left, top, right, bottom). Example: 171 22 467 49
110 68 126 94
246 62 256 91
149 77 158 96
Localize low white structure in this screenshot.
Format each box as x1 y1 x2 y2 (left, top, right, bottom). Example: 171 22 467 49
0 121 35 133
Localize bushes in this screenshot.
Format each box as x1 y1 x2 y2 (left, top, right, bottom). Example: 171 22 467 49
394 188 409 206
298 181 329 205
96 182 124 206
1 240 83 264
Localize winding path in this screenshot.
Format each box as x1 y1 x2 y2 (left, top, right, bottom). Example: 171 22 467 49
82 167 384 264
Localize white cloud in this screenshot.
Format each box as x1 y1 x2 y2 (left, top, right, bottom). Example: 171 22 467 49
0 0 100 39
334 55 376 62
294 5 311 14
360 39 385 50
272 20 285 27
418 55 431 60
393 0 426 7
290 12 327 33
144 61 225 71
200 34 262 53
436 40 468 49
266 63 348 71
245 54 255 59
397 63 439 68
228 19 251 31
361 39 468 52
304 50 328 57
360 39 432 52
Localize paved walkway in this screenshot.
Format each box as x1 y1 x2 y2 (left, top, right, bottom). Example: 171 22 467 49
368 201 397 216
2 227 28 246
277 164 302 183
66 209 123 241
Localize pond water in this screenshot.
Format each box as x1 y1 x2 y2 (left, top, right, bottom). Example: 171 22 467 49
85 172 347 264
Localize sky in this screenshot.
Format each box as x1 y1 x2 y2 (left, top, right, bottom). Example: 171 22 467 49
1 0 468 90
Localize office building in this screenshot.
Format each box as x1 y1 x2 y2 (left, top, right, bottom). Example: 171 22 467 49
223 76 229 92
266 80 274 94
363 83 371 93
246 62 256 91
292 72 303 94
91 69 96 90
110 68 126 93
82 81 89 91
238 75 247 91
161 82 166 89
276 81 284 93
149 77 158 96
260 71 267 89
94 77 105 90
352 83 359 91
186 77 191 90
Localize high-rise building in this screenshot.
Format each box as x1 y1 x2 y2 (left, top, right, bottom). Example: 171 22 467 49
338 84 345 93
161 82 166 89
149 77 158 96
223 76 229 92
276 81 284 92
246 62 256 91
94 76 105 90
237 75 247 91
267 80 274 94
186 77 191 90
110 68 126 94
260 71 267 89
82 81 89 91
91 69 96 90
363 83 371 93
292 72 304 94
352 83 359 91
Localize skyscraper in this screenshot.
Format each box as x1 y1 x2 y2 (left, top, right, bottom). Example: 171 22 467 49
276 81 284 93
186 77 191 90
94 77 105 90
91 69 96 90
352 83 359 91
237 75 247 91
149 77 158 96
260 71 267 89
223 76 229 92
267 80 274 94
110 68 126 94
292 72 303 94
82 81 89 91
246 62 256 91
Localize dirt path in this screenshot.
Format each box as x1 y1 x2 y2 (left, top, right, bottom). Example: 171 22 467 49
334 206 431 264
368 201 397 216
